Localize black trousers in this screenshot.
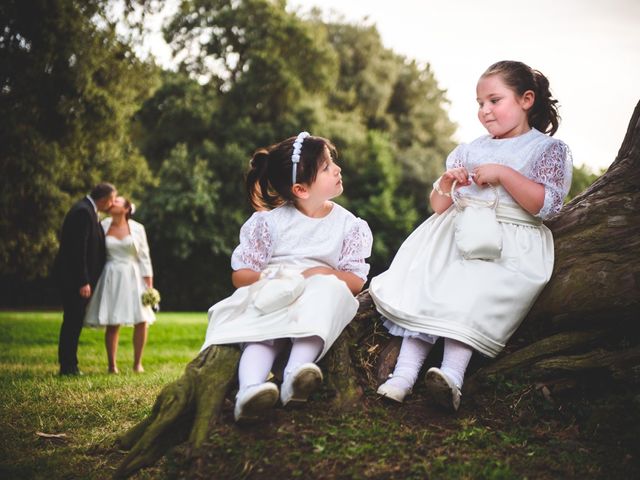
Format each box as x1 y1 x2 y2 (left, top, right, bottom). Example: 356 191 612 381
58 289 89 373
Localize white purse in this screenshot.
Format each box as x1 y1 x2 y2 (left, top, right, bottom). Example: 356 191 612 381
451 180 502 260
253 268 306 314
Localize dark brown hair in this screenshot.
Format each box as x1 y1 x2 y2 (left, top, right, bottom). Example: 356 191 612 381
481 60 560 136
246 135 337 210
90 182 116 200
122 197 134 220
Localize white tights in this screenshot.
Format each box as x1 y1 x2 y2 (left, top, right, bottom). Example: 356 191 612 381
386 337 473 391
237 336 324 391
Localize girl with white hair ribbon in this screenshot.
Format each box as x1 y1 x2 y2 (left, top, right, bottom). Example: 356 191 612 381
201 132 373 422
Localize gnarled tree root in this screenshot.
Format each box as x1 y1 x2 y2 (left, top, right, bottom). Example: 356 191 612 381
114 345 240 478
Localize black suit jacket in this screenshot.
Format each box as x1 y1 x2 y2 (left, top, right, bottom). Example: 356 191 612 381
54 197 106 292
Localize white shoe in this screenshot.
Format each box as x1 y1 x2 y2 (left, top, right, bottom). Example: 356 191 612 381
424 367 462 412
280 363 323 407
234 382 279 422
376 380 411 403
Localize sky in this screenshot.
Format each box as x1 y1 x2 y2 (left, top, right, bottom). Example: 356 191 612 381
143 0 640 171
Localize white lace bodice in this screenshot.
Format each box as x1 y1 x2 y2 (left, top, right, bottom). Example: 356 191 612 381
446 128 573 219
231 202 373 280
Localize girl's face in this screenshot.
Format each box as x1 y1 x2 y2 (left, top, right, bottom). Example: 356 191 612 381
109 196 127 215
305 146 343 202
476 74 534 139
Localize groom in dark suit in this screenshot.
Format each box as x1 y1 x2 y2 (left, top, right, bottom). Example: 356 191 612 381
55 183 116 375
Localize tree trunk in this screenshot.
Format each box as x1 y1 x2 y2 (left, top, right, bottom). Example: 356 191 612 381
468 99 640 389
115 101 640 477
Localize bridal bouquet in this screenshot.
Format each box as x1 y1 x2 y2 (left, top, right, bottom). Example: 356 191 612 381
141 287 161 311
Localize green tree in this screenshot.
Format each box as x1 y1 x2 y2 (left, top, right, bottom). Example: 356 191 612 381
137 140 248 309
0 0 159 279
165 0 338 143
132 0 456 307
569 164 602 200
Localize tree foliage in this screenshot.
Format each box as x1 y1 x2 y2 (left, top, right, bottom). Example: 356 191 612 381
0 0 159 278
2 0 599 310
132 0 456 307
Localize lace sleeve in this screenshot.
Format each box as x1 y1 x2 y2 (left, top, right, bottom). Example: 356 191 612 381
230 212 274 271
337 219 373 281
529 140 573 219
445 144 466 170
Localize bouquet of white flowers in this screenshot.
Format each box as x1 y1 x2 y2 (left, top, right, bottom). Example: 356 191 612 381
141 287 161 312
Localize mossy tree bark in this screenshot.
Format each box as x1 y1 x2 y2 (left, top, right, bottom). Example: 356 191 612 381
115 101 640 478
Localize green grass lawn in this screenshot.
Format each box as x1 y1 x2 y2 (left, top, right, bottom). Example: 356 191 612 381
0 311 208 479
1 312 638 479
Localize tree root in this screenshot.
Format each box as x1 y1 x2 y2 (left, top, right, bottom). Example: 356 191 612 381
114 345 240 478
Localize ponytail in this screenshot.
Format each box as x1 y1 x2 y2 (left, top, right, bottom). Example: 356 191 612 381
246 149 276 210
481 60 560 136
529 69 560 136
244 135 337 211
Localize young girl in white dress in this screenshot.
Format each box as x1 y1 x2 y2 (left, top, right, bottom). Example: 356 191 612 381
85 196 155 373
201 132 373 422
370 60 573 411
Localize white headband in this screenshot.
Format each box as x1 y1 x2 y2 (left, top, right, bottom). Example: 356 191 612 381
291 131 310 184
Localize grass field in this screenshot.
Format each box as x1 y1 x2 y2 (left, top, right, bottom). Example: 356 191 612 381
1 311 638 479
0 311 207 479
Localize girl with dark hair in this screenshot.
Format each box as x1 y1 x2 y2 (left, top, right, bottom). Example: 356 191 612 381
201 132 372 422
84 196 155 374
370 61 573 411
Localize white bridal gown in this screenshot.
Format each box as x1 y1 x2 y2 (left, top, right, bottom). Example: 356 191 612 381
85 235 155 326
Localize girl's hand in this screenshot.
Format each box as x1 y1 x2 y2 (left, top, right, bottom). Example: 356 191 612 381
302 266 334 278
439 167 472 194
472 164 506 186
302 267 365 295
430 167 470 214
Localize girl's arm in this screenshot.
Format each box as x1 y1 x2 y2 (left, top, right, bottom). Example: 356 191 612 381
230 213 273 288
473 164 544 215
430 167 472 214
231 269 261 288
301 267 365 295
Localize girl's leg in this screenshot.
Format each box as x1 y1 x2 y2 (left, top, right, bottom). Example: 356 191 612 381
425 338 473 412
280 336 325 406
105 325 120 373
235 339 287 422
133 322 148 372
386 337 433 390
238 339 287 391
284 336 324 377
440 338 473 389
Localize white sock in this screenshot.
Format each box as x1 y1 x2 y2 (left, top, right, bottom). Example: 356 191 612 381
238 340 286 391
284 336 324 378
386 337 433 391
440 338 473 389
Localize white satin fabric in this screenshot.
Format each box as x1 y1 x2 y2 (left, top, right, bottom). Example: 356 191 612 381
369 204 554 358
201 272 358 360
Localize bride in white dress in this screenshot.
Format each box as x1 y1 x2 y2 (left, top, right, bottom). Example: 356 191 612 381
84 196 154 373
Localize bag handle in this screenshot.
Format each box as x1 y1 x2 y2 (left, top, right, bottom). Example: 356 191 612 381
450 178 499 210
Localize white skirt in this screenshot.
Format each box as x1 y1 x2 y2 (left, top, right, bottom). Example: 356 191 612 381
201 274 358 360
84 260 155 327
369 204 554 357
